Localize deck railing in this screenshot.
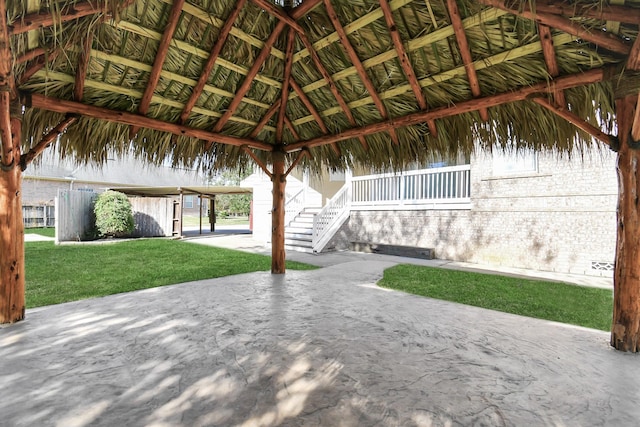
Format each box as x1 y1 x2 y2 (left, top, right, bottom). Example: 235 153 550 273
312 184 351 252
351 165 471 210
284 187 306 226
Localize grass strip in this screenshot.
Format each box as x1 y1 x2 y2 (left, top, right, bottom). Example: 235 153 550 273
25 239 317 308
25 227 55 238
378 264 612 331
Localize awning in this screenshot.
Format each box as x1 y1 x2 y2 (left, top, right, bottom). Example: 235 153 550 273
110 186 252 198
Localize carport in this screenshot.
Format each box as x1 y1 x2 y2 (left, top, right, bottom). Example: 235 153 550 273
112 186 252 237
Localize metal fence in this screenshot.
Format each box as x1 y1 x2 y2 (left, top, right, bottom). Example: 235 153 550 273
22 205 55 228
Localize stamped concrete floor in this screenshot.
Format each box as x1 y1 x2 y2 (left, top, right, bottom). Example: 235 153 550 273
1 260 638 427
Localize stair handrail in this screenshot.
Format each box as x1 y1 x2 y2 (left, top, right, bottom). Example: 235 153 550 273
312 183 351 253
284 187 306 226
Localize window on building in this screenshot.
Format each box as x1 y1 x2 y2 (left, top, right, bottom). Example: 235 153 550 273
492 148 538 176
183 195 194 209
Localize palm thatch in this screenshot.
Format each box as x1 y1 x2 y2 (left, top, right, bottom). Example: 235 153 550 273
7 0 640 174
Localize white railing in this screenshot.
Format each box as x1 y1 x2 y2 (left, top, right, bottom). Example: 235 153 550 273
351 165 471 210
312 184 351 253
284 188 306 226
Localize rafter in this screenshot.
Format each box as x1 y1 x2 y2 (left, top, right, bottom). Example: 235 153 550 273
250 100 281 139
477 0 631 55
249 0 305 33
532 97 616 147
9 1 103 35
283 67 612 152
20 115 78 170
132 0 185 138
446 0 489 122
289 78 328 134
626 36 640 141
28 93 273 152
296 32 368 149
277 30 296 143
323 0 399 145
242 146 272 178
18 48 61 85
74 32 93 102
515 1 640 26
290 0 324 19
379 0 438 137
213 20 287 133
180 0 247 125
538 24 565 107
16 48 46 64
284 115 300 141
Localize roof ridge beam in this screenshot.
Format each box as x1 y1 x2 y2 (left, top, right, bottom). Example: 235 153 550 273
132 0 185 138
478 0 631 55
180 0 247 125
27 93 274 152
213 20 287 133
323 0 399 145
283 66 613 152
249 0 305 33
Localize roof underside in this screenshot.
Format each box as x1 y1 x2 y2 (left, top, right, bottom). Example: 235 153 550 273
7 0 640 172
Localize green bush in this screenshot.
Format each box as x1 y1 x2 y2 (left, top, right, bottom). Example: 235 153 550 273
94 191 135 238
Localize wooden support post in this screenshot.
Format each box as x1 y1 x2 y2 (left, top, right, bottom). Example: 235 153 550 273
271 149 286 274
199 194 203 235
611 95 640 352
0 103 25 323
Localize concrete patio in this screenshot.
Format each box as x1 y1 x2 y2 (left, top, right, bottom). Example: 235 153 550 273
0 256 637 426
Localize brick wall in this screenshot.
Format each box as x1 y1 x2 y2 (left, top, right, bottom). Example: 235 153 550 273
340 148 618 276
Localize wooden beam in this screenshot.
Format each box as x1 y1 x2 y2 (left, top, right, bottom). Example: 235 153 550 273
242 146 272 179
179 0 247 124
249 99 281 139
20 115 78 169
28 93 274 151
74 32 94 102
290 0 323 19
277 30 296 143
477 0 630 55
289 78 328 134
323 0 399 145
627 36 640 143
446 0 489 122
538 24 566 107
9 1 104 35
296 32 369 148
284 149 308 177
16 48 46 64
284 115 300 140
0 0 14 162
132 0 185 138
283 66 611 152
532 97 617 147
521 1 640 26
213 21 287 133
379 0 437 137
18 48 60 85
249 0 305 33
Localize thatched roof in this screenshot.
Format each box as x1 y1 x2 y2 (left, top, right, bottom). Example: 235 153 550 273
6 0 640 173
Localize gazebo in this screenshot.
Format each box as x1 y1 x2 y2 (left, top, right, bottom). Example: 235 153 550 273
1 0 640 352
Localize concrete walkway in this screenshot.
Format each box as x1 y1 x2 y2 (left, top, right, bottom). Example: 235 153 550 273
3 231 630 426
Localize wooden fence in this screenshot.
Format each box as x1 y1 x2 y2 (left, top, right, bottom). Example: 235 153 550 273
55 189 97 243
129 197 174 237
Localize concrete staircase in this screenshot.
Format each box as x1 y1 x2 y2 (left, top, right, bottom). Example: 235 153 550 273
285 207 321 253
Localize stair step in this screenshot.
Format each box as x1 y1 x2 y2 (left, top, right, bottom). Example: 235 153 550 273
285 245 315 254
285 238 313 247
285 232 313 240
302 207 322 214
292 216 314 224
285 226 312 234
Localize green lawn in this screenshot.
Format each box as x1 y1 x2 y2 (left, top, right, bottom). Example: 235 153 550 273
25 227 55 238
378 265 613 331
25 239 316 308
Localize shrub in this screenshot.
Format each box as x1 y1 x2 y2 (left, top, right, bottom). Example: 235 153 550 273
94 191 135 238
